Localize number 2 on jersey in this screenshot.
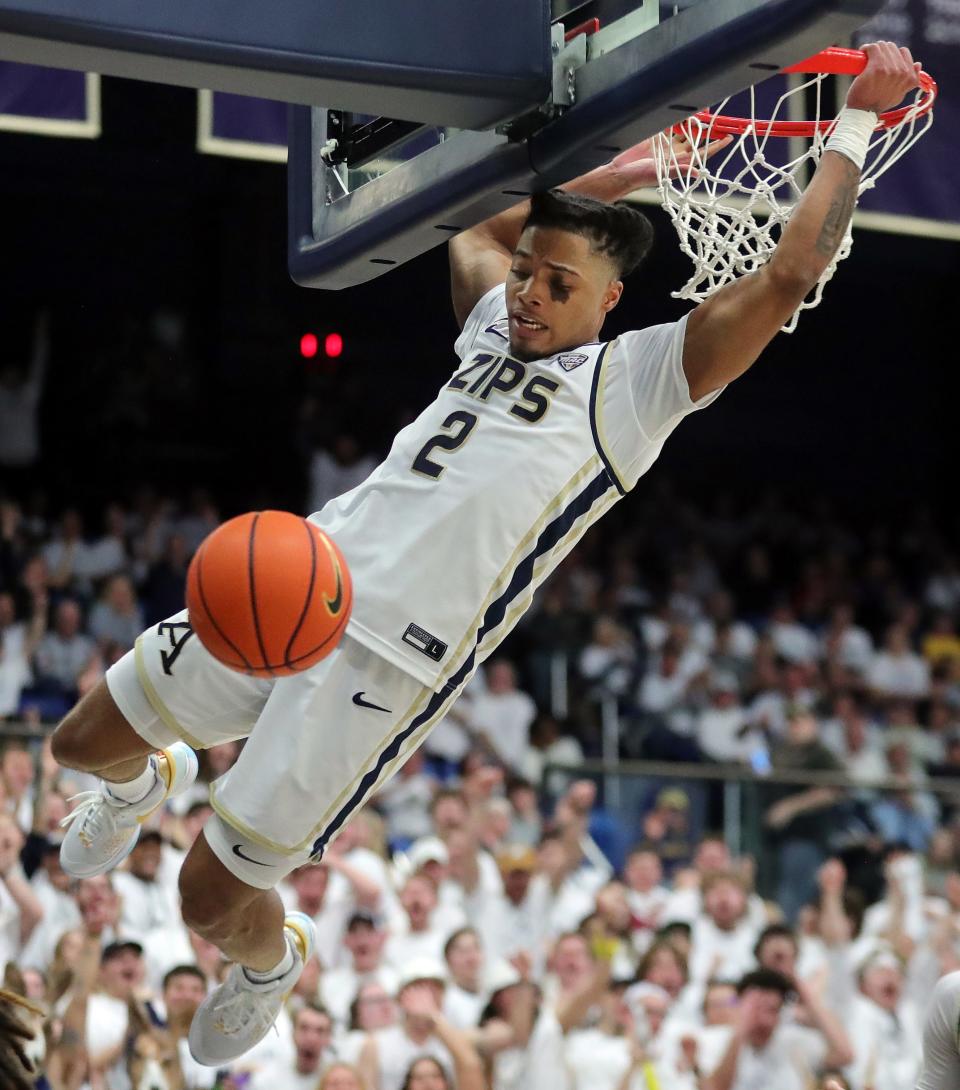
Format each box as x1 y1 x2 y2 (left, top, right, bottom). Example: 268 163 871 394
411 410 478 479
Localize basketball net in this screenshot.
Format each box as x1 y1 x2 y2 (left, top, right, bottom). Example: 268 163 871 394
652 49 937 332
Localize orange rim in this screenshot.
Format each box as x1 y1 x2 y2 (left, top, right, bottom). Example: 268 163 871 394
674 47 937 139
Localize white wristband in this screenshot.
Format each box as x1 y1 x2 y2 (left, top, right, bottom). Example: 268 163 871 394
824 107 878 170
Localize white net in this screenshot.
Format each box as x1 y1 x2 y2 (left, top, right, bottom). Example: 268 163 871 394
653 74 934 332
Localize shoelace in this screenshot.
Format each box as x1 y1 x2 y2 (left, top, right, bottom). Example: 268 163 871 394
60 790 118 843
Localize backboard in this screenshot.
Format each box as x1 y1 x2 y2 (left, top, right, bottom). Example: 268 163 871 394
287 0 886 289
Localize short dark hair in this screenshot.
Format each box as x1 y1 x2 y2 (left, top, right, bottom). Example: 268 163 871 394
295 1000 332 1027
162 964 206 992
736 967 792 999
522 189 654 277
754 923 798 960
444 926 478 961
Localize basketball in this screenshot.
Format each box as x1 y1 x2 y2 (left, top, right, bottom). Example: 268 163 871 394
185 510 352 677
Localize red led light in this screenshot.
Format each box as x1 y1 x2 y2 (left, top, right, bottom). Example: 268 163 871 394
324 332 343 358
300 332 318 358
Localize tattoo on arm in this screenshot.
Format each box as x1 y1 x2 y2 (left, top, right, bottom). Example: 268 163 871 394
815 161 859 258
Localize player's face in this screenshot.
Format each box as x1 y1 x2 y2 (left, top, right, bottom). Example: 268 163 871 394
506 226 622 361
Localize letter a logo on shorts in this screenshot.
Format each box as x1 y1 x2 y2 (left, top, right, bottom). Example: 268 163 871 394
158 621 195 676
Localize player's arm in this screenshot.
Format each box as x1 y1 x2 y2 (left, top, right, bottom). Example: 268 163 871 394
448 139 710 327
681 41 921 402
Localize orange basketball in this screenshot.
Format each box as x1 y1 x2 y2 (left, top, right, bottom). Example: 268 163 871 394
185 510 352 678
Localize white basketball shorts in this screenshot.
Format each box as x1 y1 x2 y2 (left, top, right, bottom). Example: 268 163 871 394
106 610 462 888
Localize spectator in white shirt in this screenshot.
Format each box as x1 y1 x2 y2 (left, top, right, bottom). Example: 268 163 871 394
0 812 44 967
386 874 451 969
2 744 36 832
579 615 637 699
623 848 671 948
696 672 761 763
81 504 130 586
700 968 852 1090
21 842 81 972
819 694 886 786
844 950 923 1090
87 573 144 654
821 603 875 675
688 873 760 985
632 937 693 1028
527 829 600 945
693 590 757 657
32 598 96 700
43 508 93 594
480 844 545 966
868 624 931 701
0 591 43 719
767 603 820 666
638 638 691 721
748 658 818 738
338 981 398 1067
521 713 585 792
565 979 668 1090
322 911 399 1026
442 926 487 1029
131 964 212 1090
62 938 147 1088
285 863 351 970
467 659 538 773
543 930 597 1007
505 777 542 847
250 1001 338 1090
113 829 181 942
358 961 455 1090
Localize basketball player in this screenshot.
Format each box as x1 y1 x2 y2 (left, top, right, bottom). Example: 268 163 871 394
50 43 920 1066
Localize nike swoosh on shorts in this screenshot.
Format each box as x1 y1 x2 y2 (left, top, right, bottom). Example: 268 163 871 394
232 844 271 867
352 692 392 713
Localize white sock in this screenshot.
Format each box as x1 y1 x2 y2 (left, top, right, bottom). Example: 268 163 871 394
243 939 294 985
104 757 160 804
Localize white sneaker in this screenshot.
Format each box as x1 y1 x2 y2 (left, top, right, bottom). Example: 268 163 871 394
188 912 316 1066
59 742 199 878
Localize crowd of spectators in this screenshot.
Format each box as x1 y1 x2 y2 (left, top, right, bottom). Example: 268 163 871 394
2 479 960 1090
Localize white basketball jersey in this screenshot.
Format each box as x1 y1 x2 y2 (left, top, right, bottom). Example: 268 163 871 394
312 284 721 688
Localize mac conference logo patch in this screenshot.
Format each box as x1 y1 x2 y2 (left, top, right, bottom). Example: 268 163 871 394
557 353 588 371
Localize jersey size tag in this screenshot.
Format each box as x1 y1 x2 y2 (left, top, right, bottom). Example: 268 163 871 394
402 623 448 662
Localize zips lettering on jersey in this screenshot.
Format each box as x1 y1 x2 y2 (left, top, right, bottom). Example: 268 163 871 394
447 353 561 421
